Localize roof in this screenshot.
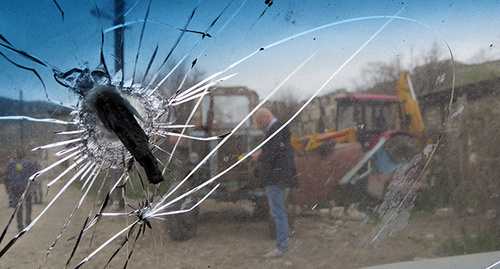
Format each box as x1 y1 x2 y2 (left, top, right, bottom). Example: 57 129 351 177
335 94 399 102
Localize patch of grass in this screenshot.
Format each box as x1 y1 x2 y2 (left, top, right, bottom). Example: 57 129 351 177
414 180 453 212
408 236 432 248
455 61 500 86
437 60 500 90
409 210 434 220
409 236 425 245
366 214 381 224
441 225 500 256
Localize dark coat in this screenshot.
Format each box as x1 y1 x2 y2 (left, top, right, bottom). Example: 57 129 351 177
7 159 32 189
258 120 298 188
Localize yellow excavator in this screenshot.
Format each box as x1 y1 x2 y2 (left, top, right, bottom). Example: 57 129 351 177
292 70 429 205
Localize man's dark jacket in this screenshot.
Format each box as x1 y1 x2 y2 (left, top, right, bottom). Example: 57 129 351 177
7 159 31 189
258 120 298 188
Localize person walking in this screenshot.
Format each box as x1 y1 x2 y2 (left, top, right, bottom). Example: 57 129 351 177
251 107 297 258
7 150 33 232
28 155 43 204
2 157 16 207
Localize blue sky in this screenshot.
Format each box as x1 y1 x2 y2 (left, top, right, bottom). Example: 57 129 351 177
0 0 499 104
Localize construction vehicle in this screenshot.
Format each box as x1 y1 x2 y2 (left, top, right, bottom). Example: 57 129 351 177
165 86 267 240
292 70 428 206
165 70 426 239
188 86 264 200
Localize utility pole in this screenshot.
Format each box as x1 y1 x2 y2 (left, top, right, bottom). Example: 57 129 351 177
114 0 125 83
19 90 24 148
91 0 125 80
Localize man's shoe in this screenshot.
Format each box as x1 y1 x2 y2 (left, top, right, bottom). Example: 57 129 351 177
263 248 286 258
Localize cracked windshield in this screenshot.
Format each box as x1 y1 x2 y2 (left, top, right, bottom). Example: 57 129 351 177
0 1 499 268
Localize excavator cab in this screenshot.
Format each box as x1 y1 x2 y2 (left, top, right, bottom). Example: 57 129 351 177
293 71 427 205
335 94 406 151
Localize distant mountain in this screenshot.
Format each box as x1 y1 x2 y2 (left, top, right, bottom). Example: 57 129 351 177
0 97 73 119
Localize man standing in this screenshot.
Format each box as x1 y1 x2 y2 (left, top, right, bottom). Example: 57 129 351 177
7 151 33 232
251 107 297 258
28 155 43 204
2 157 16 207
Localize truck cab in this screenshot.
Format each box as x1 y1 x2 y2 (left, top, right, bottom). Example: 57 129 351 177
165 86 265 241
335 94 407 151
189 86 264 202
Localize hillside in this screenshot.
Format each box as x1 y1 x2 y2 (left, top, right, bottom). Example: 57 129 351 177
363 60 500 96
420 59 500 92
0 96 73 118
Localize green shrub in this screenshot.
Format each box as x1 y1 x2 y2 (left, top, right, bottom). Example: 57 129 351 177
442 225 500 256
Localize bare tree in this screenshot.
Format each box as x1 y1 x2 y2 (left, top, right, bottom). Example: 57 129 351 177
360 43 452 96
267 89 301 129
155 61 205 98
362 56 403 86
153 60 206 124
411 43 450 95
358 56 404 95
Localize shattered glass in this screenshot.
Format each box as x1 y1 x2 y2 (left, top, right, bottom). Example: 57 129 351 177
0 0 499 268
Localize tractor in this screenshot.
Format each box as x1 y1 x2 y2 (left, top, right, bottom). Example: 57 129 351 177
164 70 427 240
292 70 429 207
164 86 267 240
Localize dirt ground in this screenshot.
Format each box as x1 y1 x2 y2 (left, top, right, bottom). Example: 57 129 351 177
0 181 494 269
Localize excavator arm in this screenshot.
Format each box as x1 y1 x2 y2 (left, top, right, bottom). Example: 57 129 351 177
396 70 426 138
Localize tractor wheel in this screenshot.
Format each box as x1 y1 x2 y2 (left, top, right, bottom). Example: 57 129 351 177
165 180 199 241
383 135 420 164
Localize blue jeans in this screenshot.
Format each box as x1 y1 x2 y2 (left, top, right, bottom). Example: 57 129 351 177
265 185 289 252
